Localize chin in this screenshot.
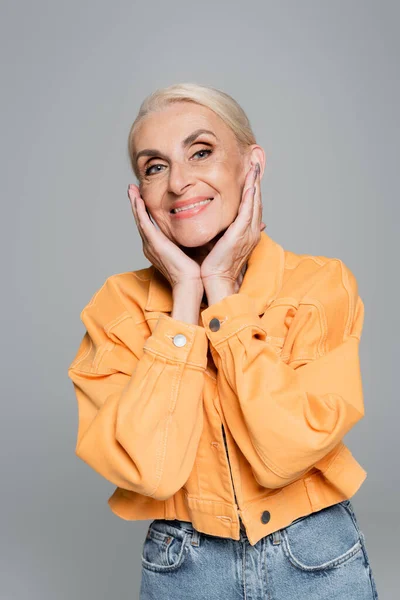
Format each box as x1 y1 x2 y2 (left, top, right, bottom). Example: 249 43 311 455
175 225 227 249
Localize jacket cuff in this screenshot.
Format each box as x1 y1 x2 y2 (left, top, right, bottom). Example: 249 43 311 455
143 313 208 369
201 293 266 345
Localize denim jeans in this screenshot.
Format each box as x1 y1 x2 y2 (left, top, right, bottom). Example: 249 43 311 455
139 499 379 599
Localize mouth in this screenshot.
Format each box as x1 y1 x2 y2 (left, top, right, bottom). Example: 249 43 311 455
170 197 214 215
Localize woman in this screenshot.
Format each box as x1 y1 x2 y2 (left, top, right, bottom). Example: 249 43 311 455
68 83 379 599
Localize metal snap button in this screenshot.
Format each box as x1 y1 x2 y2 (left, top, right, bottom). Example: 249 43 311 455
173 334 187 347
209 318 221 332
261 510 271 524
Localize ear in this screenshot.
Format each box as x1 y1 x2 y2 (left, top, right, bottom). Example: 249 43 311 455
248 145 266 179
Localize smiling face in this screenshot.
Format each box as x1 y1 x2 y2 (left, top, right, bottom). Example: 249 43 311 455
132 101 257 249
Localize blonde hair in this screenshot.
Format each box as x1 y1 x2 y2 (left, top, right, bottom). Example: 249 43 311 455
127 82 257 179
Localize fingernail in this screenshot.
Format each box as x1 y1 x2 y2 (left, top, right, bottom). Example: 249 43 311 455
253 163 260 183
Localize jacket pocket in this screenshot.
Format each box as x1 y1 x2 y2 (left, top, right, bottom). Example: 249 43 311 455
281 501 363 571
141 520 190 573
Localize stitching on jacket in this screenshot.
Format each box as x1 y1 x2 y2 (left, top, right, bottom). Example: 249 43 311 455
182 490 237 508
131 271 151 281
218 337 302 481
220 346 236 392
284 355 314 364
96 341 116 372
104 311 131 334
213 323 267 347
315 298 328 356
92 342 111 372
146 272 156 310
318 443 346 475
216 515 232 523
284 255 326 270
193 454 202 497
349 332 361 342
267 297 299 309
324 393 341 411
68 336 93 370
150 357 175 496
143 347 206 370
296 299 327 358
311 298 328 357
151 362 182 497
266 335 286 345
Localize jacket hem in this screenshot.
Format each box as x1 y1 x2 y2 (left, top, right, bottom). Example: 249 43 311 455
107 445 367 546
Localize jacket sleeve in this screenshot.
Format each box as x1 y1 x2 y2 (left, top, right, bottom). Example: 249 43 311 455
200 259 365 490
67 276 208 500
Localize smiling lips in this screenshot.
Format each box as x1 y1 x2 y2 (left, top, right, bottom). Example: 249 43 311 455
170 197 214 219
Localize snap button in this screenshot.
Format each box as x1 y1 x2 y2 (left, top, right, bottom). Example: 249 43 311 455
209 318 221 332
261 510 271 524
172 334 187 347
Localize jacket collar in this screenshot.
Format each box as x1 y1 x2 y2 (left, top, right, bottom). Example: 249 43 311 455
144 231 285 316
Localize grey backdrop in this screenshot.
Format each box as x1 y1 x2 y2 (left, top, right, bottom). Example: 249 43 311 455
2 0 398 598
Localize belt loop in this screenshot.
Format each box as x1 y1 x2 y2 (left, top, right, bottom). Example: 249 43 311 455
190 527 201 546
272 529 281 545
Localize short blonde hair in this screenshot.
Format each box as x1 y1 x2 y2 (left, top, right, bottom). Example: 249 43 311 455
127 82 257 179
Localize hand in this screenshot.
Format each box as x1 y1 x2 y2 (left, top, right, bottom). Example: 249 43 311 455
127 185 202 290
200 161 265 291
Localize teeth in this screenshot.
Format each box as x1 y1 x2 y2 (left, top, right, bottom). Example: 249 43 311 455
172 198 213 214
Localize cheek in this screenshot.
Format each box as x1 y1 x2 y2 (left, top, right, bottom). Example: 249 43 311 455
223 177 243 209
207 163 241 194
139 183 163 212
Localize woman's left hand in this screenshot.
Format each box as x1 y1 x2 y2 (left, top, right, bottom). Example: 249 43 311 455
200 161 265 297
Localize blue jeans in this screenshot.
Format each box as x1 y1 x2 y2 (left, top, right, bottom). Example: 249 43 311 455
139 499 379 599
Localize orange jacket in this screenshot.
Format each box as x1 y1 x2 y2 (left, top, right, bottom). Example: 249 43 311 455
67 231 367 546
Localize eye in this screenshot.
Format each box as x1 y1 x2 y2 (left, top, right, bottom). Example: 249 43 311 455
144 148 213 177
191 149 213 160
144 163 165 176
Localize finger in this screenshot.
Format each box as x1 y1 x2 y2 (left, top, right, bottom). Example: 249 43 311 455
235 163 253 213
243 163 257 200
236 183 256 226
237 162 257 212
127 184 139 205
239 165 258 227
128 186 154 232
251 165 263 231
128 186 148 243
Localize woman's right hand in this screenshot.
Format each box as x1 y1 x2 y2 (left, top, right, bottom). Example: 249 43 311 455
127 184 202 290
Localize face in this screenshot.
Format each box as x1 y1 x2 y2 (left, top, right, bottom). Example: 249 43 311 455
132 101 262 249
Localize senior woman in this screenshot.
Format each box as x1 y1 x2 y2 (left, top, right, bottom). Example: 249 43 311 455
68 83 379 599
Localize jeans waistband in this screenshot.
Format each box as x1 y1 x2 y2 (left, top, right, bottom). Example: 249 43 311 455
164 518 194 533
165 517 248 539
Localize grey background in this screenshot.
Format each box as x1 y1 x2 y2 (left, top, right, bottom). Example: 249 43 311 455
2 0 398 598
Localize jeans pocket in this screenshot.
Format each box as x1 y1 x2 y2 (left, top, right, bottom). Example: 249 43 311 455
141 520 190 573
281 501 363 572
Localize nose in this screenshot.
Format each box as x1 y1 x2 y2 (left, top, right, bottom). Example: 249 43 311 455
167 161 194 195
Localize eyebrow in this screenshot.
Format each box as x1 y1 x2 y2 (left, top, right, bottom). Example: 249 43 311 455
134 128 217 165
